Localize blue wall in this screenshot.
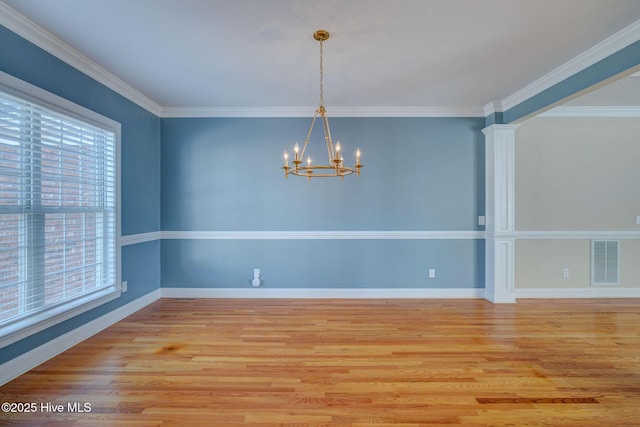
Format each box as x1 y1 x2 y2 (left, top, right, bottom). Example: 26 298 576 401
162 239 484 289
0 25 161 364
161 117 485 289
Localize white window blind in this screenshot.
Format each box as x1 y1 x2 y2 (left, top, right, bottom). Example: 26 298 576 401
0 77 119 345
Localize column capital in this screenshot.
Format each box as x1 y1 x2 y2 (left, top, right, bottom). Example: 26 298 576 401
482 123 520 136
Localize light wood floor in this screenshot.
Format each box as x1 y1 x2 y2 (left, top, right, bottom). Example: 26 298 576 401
1 298 640 426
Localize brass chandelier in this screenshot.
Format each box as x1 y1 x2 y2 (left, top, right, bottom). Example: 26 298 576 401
282 30 362 181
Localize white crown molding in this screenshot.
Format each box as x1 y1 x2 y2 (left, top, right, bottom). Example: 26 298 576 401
537 106 640 117
160 106 485 118
483 101 503 116
162 107 313 118
331 106 485 118
160 230 485 240
501 19 640 112
0 2 163 116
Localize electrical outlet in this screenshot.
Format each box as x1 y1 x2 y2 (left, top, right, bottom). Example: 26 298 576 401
122 280 128 292
636 215 640 225
562 268 570 279
478 216 486 226
428 269 436 279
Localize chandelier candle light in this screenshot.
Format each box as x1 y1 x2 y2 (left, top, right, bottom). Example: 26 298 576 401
282 30 362 181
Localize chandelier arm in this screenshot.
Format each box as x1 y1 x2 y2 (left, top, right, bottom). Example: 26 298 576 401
300 112 319 160
321 112 334 161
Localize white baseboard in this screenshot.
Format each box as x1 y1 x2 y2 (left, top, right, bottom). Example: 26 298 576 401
0 289 161 386
160 230 484 240
484 294 517 304
161 287 485 299
163 286 640 300
516 287 640 298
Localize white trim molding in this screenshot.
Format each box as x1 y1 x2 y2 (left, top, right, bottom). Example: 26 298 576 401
516 287 640 299
161 287 484 299
516 231 640 240
0 290 161 386
483 101 502 117
160 106 485 118
121 231 162 246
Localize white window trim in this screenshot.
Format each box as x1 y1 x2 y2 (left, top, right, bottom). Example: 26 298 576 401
0 70 121 348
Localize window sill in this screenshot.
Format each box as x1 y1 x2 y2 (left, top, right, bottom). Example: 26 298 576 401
0 287 121 349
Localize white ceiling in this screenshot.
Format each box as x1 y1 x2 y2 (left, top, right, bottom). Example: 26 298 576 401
2 0 640 115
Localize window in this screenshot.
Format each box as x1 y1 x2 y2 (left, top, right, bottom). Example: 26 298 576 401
0 72 120 347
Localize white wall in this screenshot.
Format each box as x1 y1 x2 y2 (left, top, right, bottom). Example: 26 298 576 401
515 116 640 290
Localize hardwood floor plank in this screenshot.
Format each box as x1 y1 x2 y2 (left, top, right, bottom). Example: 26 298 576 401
1 298 640 425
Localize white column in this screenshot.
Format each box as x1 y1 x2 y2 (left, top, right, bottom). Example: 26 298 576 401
483 124 519 303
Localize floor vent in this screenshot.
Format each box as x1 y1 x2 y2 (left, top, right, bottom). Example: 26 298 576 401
591 240 619 285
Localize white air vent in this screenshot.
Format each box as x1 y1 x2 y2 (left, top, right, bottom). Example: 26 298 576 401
591 240 619 285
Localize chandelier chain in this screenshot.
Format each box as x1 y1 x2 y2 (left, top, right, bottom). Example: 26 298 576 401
319 39 324 106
